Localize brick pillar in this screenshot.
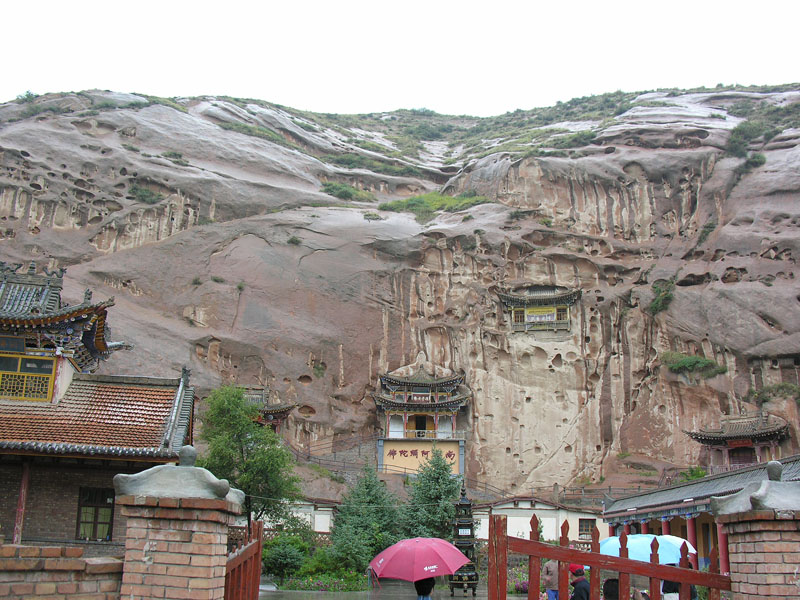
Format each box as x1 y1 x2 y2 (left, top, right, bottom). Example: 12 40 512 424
116 495 239 600
112 446 244 600
711 460 800 599
718 509 800 598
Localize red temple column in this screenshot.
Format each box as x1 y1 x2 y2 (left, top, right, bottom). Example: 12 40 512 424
686 515 698 569
609 524 616 537
13 461 30 543
715 521 730 575
623 522 631 535
661 517 671 535
640 520 649 534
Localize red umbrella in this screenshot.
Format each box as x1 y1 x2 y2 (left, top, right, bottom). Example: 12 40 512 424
369 537 470 582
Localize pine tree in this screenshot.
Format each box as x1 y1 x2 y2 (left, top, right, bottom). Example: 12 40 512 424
401 447 462 539
331 466 400 571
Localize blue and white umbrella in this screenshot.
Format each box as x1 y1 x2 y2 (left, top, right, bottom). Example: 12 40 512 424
599 534 696 564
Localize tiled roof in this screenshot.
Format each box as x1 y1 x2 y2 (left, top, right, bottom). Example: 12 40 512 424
0 261 64 316
496 285 582 307
684 412 789 442
603 454 800 520
381 369 464 386
0 373 194 459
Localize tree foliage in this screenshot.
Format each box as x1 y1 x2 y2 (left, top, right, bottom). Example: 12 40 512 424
330 467 400 573
198 386 300 526
401 447 461 539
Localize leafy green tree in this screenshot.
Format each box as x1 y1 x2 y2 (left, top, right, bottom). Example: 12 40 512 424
401 447 461 539
330 467 400 572
198 386 300 528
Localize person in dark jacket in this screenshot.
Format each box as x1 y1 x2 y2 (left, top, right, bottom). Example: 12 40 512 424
414 577 436 600
568 564 589 600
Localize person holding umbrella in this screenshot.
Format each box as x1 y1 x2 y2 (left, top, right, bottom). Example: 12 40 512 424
414 577 436 600
370 537 469 599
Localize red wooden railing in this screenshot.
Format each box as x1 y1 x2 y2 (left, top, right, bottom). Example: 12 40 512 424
488 514 730 600
225 521 264 600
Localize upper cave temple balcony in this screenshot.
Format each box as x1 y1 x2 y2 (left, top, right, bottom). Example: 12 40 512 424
495 284 581 333
241 385 296 434
372 352 471 476
684 410 791 475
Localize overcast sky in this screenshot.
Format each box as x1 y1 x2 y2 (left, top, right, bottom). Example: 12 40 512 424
4 1 797 117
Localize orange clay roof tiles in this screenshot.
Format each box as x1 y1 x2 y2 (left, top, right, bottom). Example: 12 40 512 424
0 374 194 459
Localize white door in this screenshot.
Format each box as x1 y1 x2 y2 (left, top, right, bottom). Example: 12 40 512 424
388 415 404 438
437 417 453 439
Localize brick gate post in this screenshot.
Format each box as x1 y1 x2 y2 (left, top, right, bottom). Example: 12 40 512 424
113 446 244 600
711 460 800 599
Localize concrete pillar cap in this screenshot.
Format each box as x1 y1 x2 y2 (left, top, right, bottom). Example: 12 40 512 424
113 445 245 507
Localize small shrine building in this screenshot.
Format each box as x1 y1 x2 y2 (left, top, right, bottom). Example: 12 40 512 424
495 284 581 333
373 352 471 476
684 411 791 474
241 386 296 434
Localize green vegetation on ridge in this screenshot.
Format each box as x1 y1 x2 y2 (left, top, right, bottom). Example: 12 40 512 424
379 191 491 223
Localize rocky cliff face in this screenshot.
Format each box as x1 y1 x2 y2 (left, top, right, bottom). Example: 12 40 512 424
1 89 798 492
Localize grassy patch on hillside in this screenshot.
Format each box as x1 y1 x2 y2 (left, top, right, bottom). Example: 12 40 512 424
218 121 298 150
379 192 491 223
141 95 188 113
321 182 376 202
322 153 421 177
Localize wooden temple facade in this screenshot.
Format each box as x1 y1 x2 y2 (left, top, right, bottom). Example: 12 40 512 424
0 262 194 555
495 285 581 333
373 353 470 475
684 411 791 475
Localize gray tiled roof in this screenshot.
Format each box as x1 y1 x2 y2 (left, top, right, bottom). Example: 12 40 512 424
0 262 65 317
604 455 800 518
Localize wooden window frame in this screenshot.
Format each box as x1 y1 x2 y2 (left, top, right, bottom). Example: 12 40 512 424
0 352 56 401
76 487 115 541
578 518 595 540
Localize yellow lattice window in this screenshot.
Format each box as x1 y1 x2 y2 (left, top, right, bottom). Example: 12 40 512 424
0 354 55 401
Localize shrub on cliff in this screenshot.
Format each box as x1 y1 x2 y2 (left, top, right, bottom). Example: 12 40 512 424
647 280 674 315
660 352 727 379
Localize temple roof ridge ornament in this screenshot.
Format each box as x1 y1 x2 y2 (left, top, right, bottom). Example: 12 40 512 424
384 351 459 384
